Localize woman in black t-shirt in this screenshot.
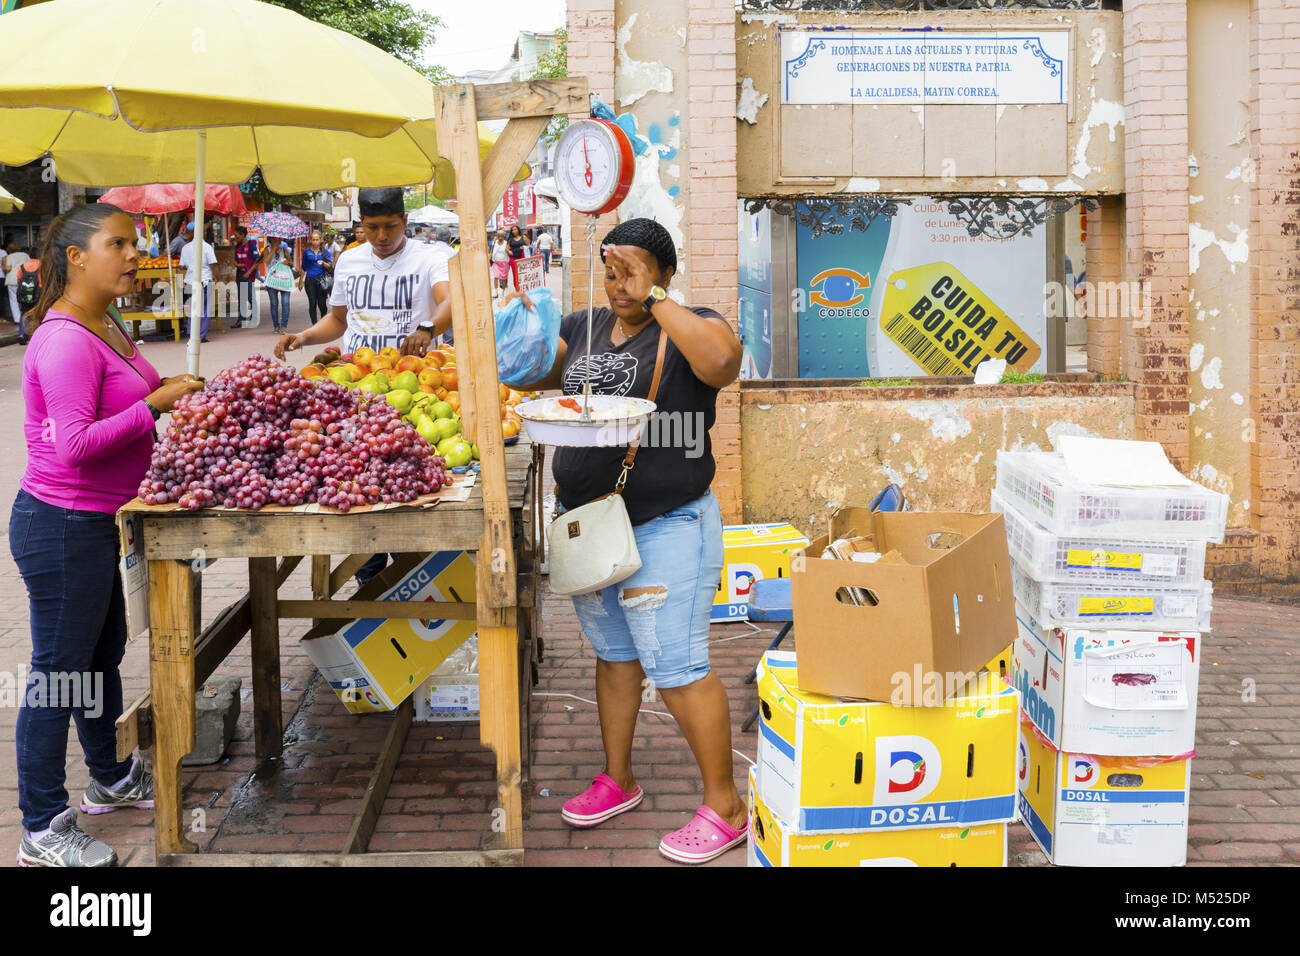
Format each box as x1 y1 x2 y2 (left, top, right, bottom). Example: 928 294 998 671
512 219 745 864
507 225 529 261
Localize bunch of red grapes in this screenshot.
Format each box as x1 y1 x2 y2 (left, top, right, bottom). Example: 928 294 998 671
139 354 448 511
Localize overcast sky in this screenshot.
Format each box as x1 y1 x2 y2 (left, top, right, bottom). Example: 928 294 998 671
412 0 567 78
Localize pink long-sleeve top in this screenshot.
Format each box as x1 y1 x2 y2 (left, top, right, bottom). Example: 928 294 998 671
20 311 161 514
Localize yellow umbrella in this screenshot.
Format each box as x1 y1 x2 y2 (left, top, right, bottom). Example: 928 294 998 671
0 184 23 213
0 0 526 372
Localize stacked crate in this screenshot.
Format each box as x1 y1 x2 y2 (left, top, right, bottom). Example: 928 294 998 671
991 450 1228 866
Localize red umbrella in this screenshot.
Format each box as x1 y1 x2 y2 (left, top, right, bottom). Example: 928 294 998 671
98 183 248 216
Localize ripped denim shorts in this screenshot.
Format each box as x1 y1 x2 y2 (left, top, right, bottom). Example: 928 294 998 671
565 490 723 689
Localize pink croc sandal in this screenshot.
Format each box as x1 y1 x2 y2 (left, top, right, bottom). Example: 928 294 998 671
658 805 747 864
561 773 644 828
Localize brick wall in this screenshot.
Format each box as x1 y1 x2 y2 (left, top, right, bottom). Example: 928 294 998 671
1122 0 1191 475
1245 0 1300 584
1085 195 1124 378
688 0 741 523
568 0 742 523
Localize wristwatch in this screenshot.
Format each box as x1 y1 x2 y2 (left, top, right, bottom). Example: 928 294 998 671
416 321 435 335
642 285 667 313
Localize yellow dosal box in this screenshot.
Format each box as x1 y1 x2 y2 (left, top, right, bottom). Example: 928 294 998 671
1017 716 1192 867
303 552 477 714
712 523 809 622
755 651 1018 833
748 768 1006 867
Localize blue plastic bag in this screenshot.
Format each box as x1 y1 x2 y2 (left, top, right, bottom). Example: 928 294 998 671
494 286 561 387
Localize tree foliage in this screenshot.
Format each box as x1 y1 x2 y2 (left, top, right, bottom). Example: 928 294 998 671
247 1 451 205
529 28 569 146
266 0 447 79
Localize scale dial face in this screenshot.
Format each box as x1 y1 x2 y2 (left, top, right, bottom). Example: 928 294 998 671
554 118 635 215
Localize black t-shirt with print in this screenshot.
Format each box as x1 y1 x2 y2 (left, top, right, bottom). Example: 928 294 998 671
553 306 729 525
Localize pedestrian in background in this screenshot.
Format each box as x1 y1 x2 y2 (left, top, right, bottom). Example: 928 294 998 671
300 230 333 324
177 223 217 343
260 235 300 333
12 203 203 867
5 235 31 327
231 225 259 328
490 232 511 299
536 229 554 276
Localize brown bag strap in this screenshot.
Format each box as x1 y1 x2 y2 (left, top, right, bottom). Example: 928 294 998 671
615 326 668 493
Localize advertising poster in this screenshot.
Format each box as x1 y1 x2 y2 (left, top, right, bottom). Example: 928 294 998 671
501 183 520 227
739 201 774 380
512 254 545 293
795 199 1047 378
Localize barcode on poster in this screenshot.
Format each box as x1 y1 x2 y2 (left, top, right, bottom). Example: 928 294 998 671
883 312 963 376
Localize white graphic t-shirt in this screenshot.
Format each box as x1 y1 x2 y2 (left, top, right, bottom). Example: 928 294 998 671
329 239 450 353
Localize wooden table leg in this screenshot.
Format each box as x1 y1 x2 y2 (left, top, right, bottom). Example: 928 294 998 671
478 609 523 851
248 557 283 760
148 558 199 856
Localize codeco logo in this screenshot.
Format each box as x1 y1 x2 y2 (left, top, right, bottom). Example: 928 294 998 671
873 735 942 805
1070 755 1100 789
808 267 872 315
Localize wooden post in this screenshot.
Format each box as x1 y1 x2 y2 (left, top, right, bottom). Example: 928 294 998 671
148 558 199 855
248 556 282 759
434 82 551 849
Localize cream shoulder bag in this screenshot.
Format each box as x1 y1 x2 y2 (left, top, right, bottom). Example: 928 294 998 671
546 328 667 596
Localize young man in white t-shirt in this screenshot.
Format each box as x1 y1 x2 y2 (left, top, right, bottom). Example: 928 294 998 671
274 187 452 361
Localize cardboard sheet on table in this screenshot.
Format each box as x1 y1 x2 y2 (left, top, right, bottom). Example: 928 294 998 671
123 472 477 514
1057 436 1193 488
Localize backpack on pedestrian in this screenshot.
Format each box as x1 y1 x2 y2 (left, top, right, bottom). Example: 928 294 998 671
16 258 40 313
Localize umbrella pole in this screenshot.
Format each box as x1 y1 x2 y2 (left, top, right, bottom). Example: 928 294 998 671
188 130 207 377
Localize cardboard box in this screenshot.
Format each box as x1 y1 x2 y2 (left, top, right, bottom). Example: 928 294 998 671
304 551 477 714
1011 602 1200 756
1017 717 1191 867
790 510 1017 704
712 523 809 621
755 651 1018 833
747 768 1006 867
985 644 1012 680
414 636 480 722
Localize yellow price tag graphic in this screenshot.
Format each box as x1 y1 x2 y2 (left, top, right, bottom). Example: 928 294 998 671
880 262 1043 376
1077 596 1155 617
1066 549 1144 571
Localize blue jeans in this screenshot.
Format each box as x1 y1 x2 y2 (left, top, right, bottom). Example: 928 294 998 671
9 489 132 832
267 288 291 329
568 491 724 689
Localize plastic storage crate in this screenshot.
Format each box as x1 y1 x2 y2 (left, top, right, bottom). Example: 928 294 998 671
994 451 1228 542
1011 562 1212 631
991 491 1208 587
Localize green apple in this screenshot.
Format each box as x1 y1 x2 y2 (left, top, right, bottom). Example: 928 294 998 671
429 401 453 420
385 389 414 414
444 439 474 468
391 370 419 393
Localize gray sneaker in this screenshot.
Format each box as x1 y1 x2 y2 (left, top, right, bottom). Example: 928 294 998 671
81 755 154 814
17 808 117 867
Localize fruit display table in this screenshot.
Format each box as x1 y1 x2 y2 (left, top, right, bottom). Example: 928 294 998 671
116 438 546 865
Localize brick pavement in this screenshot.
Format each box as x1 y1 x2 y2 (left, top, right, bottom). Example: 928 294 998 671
1 279 1298 867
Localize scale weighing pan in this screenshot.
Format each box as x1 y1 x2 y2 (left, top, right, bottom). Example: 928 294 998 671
516 395 656 447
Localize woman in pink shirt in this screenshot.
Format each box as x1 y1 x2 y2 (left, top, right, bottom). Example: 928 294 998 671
11 204 203 868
